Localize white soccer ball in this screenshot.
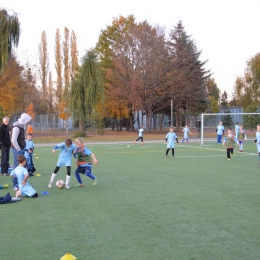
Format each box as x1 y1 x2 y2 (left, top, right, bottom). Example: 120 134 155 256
56 180 65 189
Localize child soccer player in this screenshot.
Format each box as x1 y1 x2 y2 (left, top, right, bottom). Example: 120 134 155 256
254 124 260 166
235 122 240 137
134 126 144 145
181 124 192 143
48 139 76 190
24 133 36 176
237 125 247 152
165 127 178 158
216 121 225 144
10 155 38 198
223 129 237 161
74 137 98 187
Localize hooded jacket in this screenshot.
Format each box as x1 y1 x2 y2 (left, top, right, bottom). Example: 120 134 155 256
11 113 32 151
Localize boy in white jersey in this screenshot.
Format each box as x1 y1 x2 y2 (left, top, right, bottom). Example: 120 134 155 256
134 127 144 145
254 124 260 166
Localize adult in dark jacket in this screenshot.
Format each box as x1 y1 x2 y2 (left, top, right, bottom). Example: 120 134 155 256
11 113 32 168
0 117 11 176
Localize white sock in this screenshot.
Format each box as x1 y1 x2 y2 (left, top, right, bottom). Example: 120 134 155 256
50 173 56 182
66 175 71 185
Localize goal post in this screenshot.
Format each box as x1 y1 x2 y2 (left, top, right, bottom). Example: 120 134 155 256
200 113 260 145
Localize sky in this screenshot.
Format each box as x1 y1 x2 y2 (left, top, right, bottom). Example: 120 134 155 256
2 0 260 95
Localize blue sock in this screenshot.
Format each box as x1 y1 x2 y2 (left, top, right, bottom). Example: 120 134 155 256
75 172 82 184
86 172 96 180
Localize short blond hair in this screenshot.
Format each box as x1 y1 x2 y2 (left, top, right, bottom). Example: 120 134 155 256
75 137 84 144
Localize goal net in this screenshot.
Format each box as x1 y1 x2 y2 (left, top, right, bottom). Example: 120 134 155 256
200 113 260 145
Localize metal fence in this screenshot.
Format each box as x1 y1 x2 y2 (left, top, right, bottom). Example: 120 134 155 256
10 114 73 131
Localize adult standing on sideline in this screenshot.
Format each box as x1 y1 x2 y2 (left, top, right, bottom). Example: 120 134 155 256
196 120 201 138
0 117 11 176
216 121 225 144
11 113 32 168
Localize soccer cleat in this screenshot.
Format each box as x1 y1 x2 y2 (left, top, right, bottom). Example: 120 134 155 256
134 141 136 144
142 142 144 145
228 158 231 161
93 178 97 186
11 197 22 202
65 184 70 190
48 181 53 188
172 156 175 158
75 183 84 187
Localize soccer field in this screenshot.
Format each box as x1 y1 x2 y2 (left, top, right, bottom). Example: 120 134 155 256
1 140 260 260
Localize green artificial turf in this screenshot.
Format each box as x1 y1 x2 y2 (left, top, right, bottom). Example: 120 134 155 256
1 141 260 260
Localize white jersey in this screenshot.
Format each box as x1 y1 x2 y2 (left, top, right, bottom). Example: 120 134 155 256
256 131 260 153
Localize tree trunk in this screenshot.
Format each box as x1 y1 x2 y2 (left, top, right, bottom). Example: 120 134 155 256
79 120 84 132
111 118 115 131
129 108 134 132
153 114 157 131
159 113 164 131
146 110 152 133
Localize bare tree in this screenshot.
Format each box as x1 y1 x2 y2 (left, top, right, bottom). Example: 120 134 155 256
38 31 49 105
55 29 63 102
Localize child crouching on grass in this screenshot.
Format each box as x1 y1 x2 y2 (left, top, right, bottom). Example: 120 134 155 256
223 129 237 161
74 137 98 187
10 155 38 198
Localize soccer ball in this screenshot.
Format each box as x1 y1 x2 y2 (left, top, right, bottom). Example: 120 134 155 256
56 180 65 189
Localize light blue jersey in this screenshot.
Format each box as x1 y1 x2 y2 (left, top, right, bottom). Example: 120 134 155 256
235 125 240 136
10 166 37 197
183 127 190 138
256 131 260 153
54 142 76 167
24 139 34 159
216 124 224 135
166 132 177 148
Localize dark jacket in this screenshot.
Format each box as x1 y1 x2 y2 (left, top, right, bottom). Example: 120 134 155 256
0 123 11 147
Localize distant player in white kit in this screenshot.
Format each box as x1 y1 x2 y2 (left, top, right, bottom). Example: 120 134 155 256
134 126 144 145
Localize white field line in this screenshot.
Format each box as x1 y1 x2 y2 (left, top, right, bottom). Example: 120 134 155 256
179 144 257 156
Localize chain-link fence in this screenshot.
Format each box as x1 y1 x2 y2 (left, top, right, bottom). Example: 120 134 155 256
10 114 73 131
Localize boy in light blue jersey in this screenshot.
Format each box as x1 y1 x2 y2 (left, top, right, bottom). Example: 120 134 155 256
181 124 192 143
235 122 240 137
74 137 98 187
48 139 76 189
216 121 224 144
165 127 178 157
24 133 36 176
254 124 260 166
10 155 38 198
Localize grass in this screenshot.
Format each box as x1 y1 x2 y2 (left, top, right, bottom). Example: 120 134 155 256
1 139 260 260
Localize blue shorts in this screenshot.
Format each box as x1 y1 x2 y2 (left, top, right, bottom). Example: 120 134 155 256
76 165 92 175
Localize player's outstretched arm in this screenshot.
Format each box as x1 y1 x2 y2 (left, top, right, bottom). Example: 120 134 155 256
91 153 98 165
